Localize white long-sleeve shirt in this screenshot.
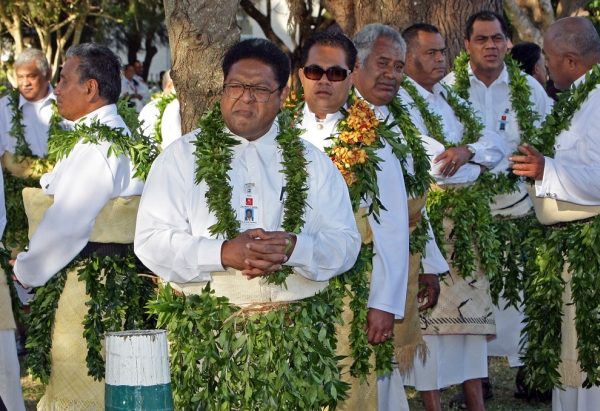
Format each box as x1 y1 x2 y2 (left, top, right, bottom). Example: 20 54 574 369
443 63 552 174
399 77 506 181
138 99 160 139
0 85 56 157
134 121 361 286
536 72 600 205
14 104 145 288
399 77 506 275
160 99 182 149
301 102 411 317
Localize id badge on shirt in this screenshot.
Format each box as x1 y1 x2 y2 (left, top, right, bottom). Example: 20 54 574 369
240 183 258 227
498 108 509 131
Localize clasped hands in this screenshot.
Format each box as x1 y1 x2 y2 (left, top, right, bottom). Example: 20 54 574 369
221 228 296 279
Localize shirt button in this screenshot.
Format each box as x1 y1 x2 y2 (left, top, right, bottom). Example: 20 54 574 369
251 164 255 169
317 124 323 130
556 145 561 149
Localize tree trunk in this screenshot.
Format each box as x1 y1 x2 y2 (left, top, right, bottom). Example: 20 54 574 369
163 0 241 134
321 0 503 70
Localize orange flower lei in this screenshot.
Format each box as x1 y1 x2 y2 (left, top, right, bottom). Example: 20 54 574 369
328 99 379 186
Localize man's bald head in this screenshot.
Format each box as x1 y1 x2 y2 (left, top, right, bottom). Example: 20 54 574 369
543 17 600 89
545 17 600 61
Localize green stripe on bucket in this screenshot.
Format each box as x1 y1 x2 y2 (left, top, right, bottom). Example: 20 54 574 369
105 382 174 410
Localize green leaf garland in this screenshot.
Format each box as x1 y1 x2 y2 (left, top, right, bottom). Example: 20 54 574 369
192 102 309 286
25 249 157 383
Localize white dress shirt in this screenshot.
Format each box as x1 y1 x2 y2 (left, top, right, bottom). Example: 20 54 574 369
399 77 506 182
14 104 145 288
443 63 552 174
301 103 411 317
121 77 144 113
0 170 5 238
138 99 160 139
536 72 600 205
134 121 361 287
0 85 56 157
133 74 151 106
160 99 182 148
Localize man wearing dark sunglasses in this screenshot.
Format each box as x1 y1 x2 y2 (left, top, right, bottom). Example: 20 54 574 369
298 28 420 411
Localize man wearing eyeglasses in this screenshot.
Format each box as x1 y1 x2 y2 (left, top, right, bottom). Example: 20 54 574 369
134 38 361 410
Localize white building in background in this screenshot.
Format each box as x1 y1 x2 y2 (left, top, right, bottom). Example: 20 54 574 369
122 1 296 87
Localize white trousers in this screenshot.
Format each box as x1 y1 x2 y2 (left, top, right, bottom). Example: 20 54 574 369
377 364 410 411
402 334 488 391
487 295 525 367
0 330 25 411
553 385 600 411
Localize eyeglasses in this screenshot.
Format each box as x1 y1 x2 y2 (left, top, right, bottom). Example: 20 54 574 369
303 65 352 82
223 83 280 103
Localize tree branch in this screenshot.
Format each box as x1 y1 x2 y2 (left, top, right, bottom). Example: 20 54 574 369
538 0 555 30
504 0 543 44
240 0 292 55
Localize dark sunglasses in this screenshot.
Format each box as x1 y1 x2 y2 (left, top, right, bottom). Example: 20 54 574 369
303 65 351 82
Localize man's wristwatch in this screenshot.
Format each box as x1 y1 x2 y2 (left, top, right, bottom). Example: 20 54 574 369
466 144 476 160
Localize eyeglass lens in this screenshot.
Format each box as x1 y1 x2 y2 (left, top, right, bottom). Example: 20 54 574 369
223 84 274 102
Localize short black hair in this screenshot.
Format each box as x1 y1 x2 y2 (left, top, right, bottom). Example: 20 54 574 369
222 38 290 89
66 43 122 104
124 63 135 72
402 23 440 52
510 42 542 76
300 31 357 70
465 10 509 40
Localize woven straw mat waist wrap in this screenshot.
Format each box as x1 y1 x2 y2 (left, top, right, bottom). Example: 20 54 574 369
1 152 48 178
22 187 139 249
490 180 533 218
526 184 600 226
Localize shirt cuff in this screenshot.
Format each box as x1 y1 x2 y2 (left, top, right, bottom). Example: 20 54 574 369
469 142 486 164
12 259 33 289
368 301 404 318
535 156 555 198
200 238 228 271
285 233 312 268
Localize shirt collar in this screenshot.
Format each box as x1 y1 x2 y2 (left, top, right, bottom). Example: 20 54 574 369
404 75 446 102
468 61 508 87
302 103 345 127
230 120 280 165
75 103 118 126
572 71 590 88
18 83 56 109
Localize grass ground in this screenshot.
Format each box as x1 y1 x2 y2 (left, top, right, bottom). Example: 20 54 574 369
406 357 552 411
20 356 551 410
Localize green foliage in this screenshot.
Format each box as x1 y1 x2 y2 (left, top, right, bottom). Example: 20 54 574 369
0 246 25 324
2 95 61 248
25 249 157 383
153 93 178 144
192 102 309 286
534 64 600 157
46 98 159 182
25 269 68 385
521 217 600 391
149 283 348 410
387 96 433 200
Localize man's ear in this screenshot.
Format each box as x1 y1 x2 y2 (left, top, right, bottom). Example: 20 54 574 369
298 68 305 88
465 39 471 55
83 78 100 102
278 85 290 108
